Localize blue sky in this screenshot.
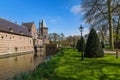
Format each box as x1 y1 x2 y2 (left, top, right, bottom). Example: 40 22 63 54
0 0 89 37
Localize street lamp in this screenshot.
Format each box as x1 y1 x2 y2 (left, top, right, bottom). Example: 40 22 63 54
79 25 84 37
79 25 84 60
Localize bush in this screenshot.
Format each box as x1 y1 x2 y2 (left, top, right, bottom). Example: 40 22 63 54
101 42 105 48
114 42 120 49
76 40 80 49
84 28 104 58
78 36 86 52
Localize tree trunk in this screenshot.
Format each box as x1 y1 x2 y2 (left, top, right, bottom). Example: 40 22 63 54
101 28 105 43
108 0 114 50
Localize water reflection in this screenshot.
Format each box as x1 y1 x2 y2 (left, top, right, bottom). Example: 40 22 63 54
0 51 45 80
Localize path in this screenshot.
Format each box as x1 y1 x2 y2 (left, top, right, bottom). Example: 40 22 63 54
104 49 116 55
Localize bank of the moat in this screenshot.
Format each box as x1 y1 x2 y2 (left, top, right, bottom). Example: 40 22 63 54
12 48 120 80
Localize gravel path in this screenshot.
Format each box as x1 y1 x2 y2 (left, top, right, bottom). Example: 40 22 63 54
104 49 116 55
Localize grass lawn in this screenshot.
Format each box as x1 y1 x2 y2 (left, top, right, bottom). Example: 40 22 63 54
13 48 120 80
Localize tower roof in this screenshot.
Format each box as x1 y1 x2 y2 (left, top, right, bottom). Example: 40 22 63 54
41 20 47 28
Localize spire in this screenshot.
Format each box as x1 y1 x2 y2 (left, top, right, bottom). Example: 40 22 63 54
39 20 41 28
41 20 47 28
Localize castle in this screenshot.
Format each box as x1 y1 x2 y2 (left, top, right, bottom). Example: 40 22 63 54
0 18 49 55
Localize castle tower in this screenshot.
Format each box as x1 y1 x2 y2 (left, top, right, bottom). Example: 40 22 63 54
39 20 49 44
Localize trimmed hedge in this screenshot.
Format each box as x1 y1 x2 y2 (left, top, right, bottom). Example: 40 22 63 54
78 36 86 52
84 28 104 58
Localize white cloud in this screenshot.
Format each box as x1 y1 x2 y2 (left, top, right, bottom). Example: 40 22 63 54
70 5 83 15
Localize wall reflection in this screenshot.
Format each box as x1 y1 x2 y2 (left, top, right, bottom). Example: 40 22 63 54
0 51 45 80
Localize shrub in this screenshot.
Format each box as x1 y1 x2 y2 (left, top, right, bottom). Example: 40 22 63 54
84 28 104 58
76 40 80 50
78 36 86 52
114 42 120 49
101 42 105 48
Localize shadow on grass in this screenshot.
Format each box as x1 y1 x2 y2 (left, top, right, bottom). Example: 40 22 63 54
12 48 120 80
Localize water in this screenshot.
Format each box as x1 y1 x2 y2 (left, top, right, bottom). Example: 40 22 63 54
0 52 45 80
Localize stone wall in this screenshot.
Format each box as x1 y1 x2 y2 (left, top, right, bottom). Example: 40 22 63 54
34 39 43 47
0 32 33 55
46 44 57 55
42 28 49 44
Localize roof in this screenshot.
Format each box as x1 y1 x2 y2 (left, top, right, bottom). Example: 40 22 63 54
22 22 34 31
0 18 31 37
40 20 47 28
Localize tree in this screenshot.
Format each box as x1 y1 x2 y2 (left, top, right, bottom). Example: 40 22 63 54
97 25 108 46
64 35 80 47
81 0 120 50
78 36 86 52
76 40 80 50
48 33 60 43
60 33 65 40
107 0 114 50
84 28 104 58
48 33 53 43
77 36 86 60
60 33 65 46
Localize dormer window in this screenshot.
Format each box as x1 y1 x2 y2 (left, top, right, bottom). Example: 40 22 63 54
20 31 23 35
28 29 31 32
9 28 13 32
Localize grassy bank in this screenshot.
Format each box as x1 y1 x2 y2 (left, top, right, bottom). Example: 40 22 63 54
13 48 120 80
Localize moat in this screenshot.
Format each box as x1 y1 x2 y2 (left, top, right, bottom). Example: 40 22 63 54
0 51 45 80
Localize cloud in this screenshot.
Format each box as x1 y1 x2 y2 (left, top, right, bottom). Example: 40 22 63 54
70 5 83 15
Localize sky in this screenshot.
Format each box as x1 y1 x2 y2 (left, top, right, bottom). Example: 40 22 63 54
0 0 89 37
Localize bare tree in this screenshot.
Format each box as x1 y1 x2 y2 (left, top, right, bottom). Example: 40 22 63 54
81 0 120 50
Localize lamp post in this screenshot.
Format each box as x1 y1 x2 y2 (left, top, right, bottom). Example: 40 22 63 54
79 25 84 37
79 25 84 60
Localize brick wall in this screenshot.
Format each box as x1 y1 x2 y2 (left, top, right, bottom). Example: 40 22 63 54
0 32 33 55
31 24 37 39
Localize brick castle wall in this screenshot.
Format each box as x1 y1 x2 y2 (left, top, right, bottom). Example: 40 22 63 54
0 32 33 55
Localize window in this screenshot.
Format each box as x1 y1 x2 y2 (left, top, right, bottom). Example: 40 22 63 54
9 28 13 32
44 35 46 39
1 36 4 39
20 31 23 35
28 29 31 32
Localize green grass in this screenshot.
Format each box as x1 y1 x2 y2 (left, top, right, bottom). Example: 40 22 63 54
13 48 120 80
104 44 110 49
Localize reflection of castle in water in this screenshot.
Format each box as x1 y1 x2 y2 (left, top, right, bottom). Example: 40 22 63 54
0 18 49 80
